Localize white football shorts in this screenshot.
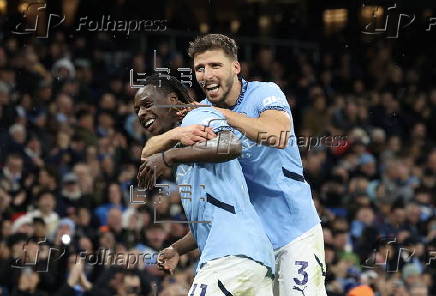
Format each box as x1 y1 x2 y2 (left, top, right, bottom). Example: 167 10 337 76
188 255 273 296
273 224 327 296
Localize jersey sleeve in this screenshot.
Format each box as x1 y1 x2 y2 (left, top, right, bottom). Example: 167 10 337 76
252 82 291 116
181 107 233 134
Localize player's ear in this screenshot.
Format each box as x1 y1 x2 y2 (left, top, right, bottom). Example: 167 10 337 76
232 60 241 75
167 92 180 105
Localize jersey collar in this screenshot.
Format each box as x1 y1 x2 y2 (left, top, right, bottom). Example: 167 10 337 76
229 77 248 111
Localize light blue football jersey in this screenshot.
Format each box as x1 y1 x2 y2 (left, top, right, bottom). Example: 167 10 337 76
175 106 274 273
200 79 321 249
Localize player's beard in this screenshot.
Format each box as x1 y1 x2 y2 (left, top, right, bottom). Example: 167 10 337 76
205 74 234 107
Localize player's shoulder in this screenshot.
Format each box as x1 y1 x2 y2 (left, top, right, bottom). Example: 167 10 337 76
186 106 223 117
247 80 285 99
248 80 283 92
199 98 212 106
249 80 282 90
245 80 289 112
182 106 225 126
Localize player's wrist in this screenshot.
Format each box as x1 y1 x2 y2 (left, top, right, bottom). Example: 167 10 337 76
225 110 242 128
169 244 181 255
163 148 176 166
161 151 172 167
167 128 181 144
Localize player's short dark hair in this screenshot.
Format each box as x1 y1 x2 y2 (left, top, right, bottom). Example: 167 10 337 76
139 74 194 104
188 34 238 60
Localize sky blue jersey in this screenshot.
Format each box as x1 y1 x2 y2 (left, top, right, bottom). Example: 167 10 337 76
200 79 321 249
175 106 274 272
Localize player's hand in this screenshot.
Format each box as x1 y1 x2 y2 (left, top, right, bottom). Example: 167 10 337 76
211 107 242 126
175 101 201 120
157 246 180 274
212 106 233 119
137 153 169 190
172 125 217 146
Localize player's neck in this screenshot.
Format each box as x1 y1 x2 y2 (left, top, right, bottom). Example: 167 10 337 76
218 78 241 108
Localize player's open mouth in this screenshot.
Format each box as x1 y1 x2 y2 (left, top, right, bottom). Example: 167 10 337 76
205 83 219 96
143 118 156 130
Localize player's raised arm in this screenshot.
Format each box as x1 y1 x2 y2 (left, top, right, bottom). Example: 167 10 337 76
215 106 291 149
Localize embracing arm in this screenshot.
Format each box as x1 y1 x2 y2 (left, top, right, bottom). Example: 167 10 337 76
141 125 216 160
138 130 241 190
164 130 241 165
217 108 291 149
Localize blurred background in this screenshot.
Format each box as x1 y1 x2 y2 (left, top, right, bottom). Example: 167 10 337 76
0 0 435 295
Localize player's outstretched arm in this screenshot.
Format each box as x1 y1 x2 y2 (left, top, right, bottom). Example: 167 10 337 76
215 107 291 149
141 125 216 160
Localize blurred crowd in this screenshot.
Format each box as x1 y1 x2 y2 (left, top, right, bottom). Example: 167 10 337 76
0 25 435 296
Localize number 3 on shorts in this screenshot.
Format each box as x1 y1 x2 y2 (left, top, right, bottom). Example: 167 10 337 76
293 261 308 286
189 283 208 296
